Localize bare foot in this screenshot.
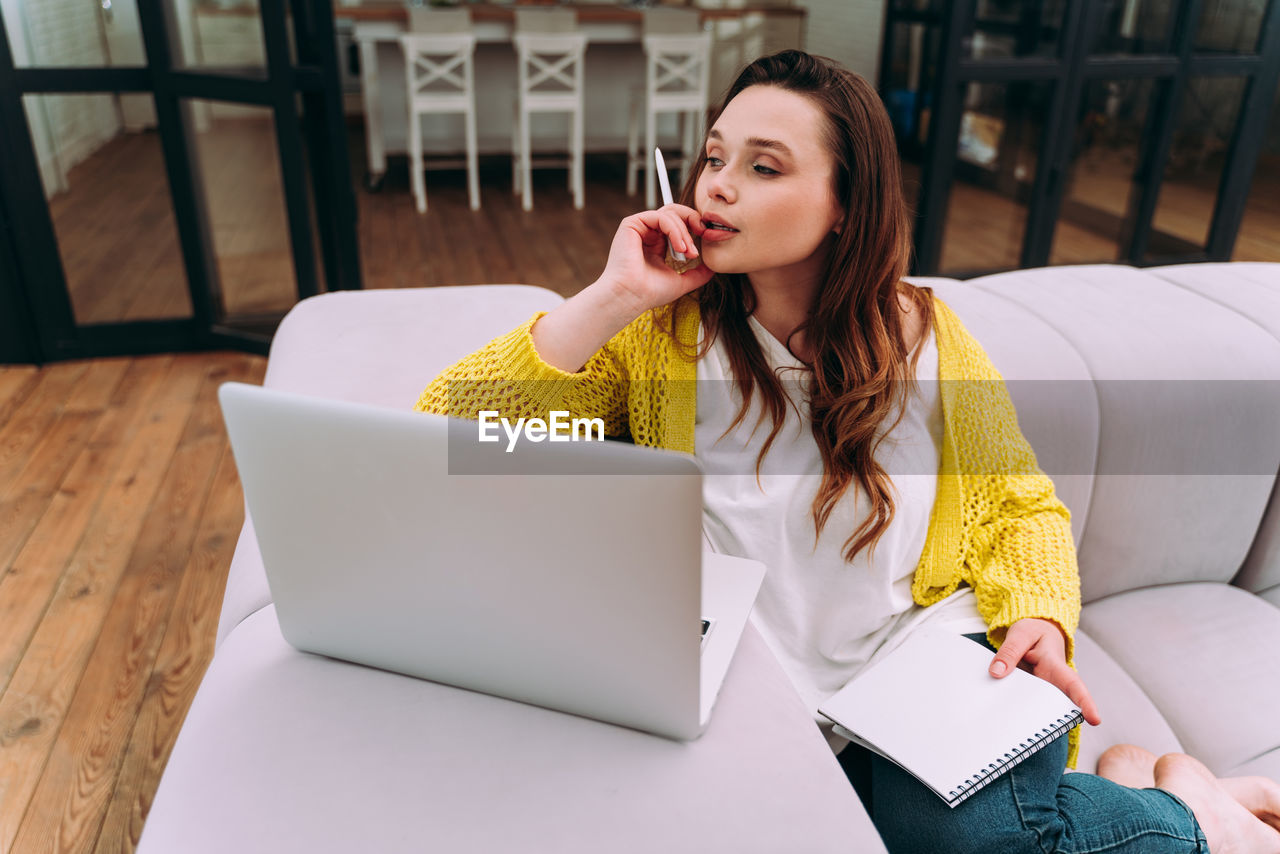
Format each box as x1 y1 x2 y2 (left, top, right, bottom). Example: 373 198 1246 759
1096 745 1280 834
1098 744 1158 789
1219 776 1280 834
1154 753 1280 854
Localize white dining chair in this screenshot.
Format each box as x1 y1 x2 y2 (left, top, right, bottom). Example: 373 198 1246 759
511 8 588 211
626 9 712 210
400 8 479 212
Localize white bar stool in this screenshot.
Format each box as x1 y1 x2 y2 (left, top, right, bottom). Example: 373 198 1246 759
626 9 712 210
400 8 479 213
511 8 588 212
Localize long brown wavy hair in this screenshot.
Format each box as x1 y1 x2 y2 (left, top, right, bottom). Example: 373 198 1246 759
668 50 936 565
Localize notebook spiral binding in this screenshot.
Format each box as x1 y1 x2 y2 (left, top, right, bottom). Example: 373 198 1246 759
948 709 1085 806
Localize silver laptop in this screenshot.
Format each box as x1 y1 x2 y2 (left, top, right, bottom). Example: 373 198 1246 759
218 382 764 740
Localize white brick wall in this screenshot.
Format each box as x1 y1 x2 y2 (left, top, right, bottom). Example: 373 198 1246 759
802 0 887 85
12 0 121 198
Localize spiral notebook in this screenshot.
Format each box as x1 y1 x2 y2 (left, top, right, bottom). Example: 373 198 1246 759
819 628 1083 808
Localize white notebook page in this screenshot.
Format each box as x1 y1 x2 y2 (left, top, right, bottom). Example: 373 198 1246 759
819 628 1082 807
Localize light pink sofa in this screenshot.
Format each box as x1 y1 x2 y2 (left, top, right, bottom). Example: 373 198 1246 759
139 262 1280 852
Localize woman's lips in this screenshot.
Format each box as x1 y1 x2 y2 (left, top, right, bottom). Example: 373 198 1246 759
700 216 739 242
700 227 737 243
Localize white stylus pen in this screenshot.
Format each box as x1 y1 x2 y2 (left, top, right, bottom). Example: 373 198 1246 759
654 148 687 263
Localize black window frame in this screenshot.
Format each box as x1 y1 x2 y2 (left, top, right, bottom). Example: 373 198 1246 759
0 0 361 364
881 0 1280 279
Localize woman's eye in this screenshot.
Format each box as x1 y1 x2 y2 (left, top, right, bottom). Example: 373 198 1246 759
706 156 724 167
753 163 779 175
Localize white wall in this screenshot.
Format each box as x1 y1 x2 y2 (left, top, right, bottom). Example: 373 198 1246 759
802 0 886 85
0 0 27 64
2 0 57 194
8 0 121 198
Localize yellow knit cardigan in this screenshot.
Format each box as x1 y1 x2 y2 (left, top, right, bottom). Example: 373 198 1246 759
415 294 1083 766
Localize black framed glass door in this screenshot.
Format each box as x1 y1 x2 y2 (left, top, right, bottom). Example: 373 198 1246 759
881 0 1280 278
0 0 360 364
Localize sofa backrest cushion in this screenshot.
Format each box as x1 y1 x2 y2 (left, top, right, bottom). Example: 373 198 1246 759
252 273 1280 608
912 277 1099 550
961 264 1280 603
1140 263 1280 600
263 285 565 409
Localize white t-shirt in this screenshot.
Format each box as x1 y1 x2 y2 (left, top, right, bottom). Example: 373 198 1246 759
695 316 988 751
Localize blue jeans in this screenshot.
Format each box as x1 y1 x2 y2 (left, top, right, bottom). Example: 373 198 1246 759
837 635 1209 854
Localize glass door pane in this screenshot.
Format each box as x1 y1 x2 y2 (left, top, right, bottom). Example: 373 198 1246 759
186 99 298 318
179 0 267 74
1147 75 1249 260
1049 78 1160 265
966 0 1068 59
1089 0 1177 55
1233 82 1279 261
174 0 296 74
939 80 1053 274
23 93 191 324
1193 0 1272 54
3 0 146 68
1 0 354 360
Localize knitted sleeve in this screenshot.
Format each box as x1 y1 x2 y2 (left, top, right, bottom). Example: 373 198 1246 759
938 315 1085 769
413 311 631 439
967 472 1081 663
951 341 1082 665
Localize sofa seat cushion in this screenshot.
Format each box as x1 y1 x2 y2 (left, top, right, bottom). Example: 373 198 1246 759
1261 585 1280 609
1224 746 1280 782
216 516 269 648
1070 629 1183 774
144 606 879 854
1080 582 1280 775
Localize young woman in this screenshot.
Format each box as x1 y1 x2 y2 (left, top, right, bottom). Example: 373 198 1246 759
417 51 1280 854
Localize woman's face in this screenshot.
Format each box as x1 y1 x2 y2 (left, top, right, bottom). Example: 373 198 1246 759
694 85 844 286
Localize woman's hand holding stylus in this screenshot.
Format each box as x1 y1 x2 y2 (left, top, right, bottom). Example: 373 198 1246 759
530 205 714 374
989 618 1103 726
598 204 713 315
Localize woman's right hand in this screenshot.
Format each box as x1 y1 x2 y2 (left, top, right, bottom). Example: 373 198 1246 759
595 205 716 317
529 206 715 374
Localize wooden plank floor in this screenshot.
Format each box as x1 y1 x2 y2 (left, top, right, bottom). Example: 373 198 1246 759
0 353 266 854
354 150 641 297
50 124 654 323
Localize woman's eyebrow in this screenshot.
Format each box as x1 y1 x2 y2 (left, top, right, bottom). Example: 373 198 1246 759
707 129 793 157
